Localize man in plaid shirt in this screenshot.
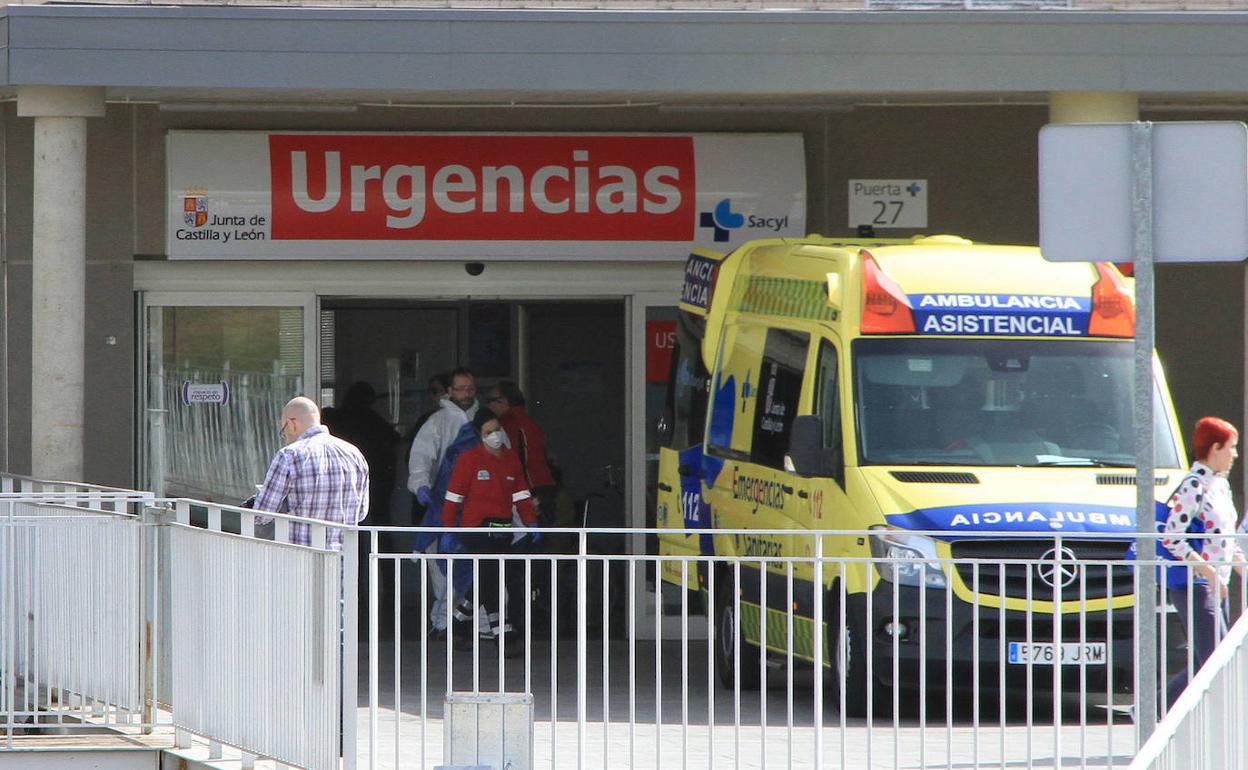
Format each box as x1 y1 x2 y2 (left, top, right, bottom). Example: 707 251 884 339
253 396 370 551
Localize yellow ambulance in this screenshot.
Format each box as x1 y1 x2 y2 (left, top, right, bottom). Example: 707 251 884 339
655 234 1185 714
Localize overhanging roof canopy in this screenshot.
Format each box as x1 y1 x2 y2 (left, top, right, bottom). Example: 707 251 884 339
4 6 1248 107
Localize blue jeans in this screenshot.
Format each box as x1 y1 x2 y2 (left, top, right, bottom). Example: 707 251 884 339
1163 582 1229 709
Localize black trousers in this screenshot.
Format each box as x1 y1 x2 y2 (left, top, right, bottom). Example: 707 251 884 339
458 529 529 634
1164 582 1229 708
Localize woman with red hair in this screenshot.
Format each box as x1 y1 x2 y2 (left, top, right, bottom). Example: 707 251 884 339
1160 416 1247 708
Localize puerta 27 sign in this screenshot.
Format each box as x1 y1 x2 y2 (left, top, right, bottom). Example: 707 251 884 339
166 131 807 260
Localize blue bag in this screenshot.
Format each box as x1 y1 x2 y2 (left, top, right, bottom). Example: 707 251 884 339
1128 496 1206 589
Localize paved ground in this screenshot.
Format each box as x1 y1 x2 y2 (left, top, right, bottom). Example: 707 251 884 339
353 638 1139 770
0 637 1145 769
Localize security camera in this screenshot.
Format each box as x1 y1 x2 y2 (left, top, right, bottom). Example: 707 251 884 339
465 262 485 276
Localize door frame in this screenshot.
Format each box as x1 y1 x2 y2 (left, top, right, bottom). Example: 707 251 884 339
628 292 681 532
630 291 697 638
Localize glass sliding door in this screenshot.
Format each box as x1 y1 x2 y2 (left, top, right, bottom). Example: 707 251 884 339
142 296 313 503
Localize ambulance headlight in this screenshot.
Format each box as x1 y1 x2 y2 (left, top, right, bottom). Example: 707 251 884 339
868 526 947 589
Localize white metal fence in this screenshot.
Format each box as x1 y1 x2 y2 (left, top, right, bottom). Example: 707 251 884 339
0 494 152 745
0 483 351 770
165 499 351 770
7 479 1248 770
0 474 155 508
357 526 1248 770
1130 612 1248 770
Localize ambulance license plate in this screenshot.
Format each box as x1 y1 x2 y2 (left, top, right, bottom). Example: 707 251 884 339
1007 642 1106 665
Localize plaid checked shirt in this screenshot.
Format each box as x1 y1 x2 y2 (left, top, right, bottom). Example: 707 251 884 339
253 425 370 551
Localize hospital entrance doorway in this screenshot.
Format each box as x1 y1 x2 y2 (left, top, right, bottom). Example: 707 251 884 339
319 298 626 537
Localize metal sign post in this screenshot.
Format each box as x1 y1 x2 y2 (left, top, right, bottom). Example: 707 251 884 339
1129 121 1158 740
1039 119 1248 745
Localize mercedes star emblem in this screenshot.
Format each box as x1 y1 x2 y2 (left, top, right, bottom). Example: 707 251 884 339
1036 546 1080 589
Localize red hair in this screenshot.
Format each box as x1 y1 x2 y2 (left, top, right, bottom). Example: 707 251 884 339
1192 416 1238 462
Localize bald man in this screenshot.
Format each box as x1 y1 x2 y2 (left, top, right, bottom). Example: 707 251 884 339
253 396 370 551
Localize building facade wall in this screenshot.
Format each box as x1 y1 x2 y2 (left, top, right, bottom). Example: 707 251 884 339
2 96 1243 494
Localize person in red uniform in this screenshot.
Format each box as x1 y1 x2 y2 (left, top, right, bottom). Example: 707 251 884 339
486 381 557 527
443 409 539 654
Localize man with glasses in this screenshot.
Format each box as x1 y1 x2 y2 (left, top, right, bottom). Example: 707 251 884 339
408 367 481 637
253 396 368 751
253 396 370 551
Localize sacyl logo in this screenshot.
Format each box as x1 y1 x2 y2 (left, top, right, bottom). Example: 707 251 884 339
700 199 744 242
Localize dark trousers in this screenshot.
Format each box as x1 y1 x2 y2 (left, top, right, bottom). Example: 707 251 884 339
534 485 558 528
459 529 528 634
1163 582 1229 708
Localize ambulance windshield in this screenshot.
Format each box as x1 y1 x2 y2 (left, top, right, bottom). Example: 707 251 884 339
852 338 1181 468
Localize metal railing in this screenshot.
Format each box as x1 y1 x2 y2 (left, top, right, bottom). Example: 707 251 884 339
0 473 155 510
0 492 154 745
165 499 349 770
0 483 352 770
1130 611 1248 770
357 526 1248 770
7 475 1248 770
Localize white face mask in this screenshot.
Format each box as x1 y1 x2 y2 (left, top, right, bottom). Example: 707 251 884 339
483 430 505 449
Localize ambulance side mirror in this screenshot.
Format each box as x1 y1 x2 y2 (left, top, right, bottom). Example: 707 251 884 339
787 416 824 477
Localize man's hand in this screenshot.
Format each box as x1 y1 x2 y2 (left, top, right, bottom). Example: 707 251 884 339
416 486 432 506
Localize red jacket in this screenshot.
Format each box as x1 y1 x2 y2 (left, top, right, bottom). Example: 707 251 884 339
443 445 536 528
500 406 555 489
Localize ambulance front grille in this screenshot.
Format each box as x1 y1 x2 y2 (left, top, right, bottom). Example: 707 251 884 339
949 539 1134 600
1096 474 1169 486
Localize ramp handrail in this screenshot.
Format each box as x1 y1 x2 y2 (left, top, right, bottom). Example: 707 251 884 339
166 518 343 769
1130 611 1248 770
157 497 358 770
1 496 149 746
2 482 360 770
0 472 156 497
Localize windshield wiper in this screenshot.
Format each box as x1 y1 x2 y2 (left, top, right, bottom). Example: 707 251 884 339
1035 456 1133 467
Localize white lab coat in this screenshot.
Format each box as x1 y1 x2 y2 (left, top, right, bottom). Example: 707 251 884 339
407 396 479 495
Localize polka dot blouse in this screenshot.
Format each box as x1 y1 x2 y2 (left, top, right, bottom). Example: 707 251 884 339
1162 461 1245 584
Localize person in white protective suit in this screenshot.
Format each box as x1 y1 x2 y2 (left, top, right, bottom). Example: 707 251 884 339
408 366 481 636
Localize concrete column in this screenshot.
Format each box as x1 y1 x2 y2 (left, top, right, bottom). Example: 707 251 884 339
1048 91 1139 124
17 87 105 481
